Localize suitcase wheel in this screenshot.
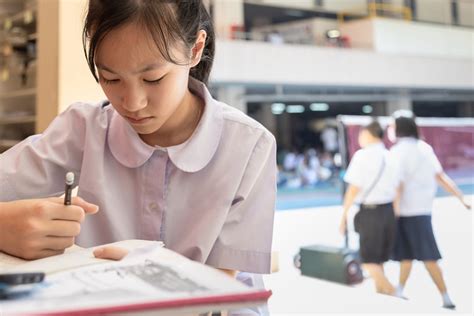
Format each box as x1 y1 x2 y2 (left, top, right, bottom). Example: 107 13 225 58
293 253 301 269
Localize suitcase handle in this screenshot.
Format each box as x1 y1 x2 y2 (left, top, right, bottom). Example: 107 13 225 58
344 223 349 249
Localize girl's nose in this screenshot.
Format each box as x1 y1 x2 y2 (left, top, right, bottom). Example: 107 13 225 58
121 87 147 112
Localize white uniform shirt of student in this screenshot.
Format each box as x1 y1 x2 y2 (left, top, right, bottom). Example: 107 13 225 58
344 142 399 205
0 78 277 274
390 137 443 217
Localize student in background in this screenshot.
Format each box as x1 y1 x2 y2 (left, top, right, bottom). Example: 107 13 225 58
321 125 338 156
297 149 320 187
0 0 276 292
389 110 471 309
339 121 399 295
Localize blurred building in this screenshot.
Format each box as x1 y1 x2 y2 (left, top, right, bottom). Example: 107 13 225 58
207 0 473 152
0 0 473 155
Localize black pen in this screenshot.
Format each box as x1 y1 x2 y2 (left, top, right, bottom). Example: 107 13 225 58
64 172 74 205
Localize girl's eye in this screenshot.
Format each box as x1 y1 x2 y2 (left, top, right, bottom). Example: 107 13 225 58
101 78 120 85
143 76 164 85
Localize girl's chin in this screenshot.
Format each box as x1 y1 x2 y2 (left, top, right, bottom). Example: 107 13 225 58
134 124 164 137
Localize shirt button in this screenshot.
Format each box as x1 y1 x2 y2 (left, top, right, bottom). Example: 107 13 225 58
149 202 158 211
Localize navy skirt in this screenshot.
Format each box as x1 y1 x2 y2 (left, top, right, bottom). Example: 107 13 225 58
391 215 442 261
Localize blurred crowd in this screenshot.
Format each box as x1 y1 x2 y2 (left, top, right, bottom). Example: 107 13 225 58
277 125 342 189
277 148 340 188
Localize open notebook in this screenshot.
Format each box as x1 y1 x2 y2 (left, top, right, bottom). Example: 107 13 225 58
0 240 271 315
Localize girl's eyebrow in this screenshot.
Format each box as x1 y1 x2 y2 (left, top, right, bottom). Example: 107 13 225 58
96 63 117 74
96 63 164 74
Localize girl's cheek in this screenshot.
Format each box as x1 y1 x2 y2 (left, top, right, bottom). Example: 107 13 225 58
101 86 120 102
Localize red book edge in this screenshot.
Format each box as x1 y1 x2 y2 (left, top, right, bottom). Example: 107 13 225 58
32 289 272 315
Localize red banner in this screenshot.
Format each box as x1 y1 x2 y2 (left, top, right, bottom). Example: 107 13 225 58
344 122 474 173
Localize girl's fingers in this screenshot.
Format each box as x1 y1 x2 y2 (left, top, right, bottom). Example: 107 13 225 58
93 246 129 261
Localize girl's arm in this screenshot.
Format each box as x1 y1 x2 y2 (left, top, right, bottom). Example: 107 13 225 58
0 103 106 202
339 184 361 235
436 172 471 210
0 103 106 259
393 183 403 217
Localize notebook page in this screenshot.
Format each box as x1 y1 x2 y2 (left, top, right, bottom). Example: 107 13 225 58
2 240 162 275
0 242 267 315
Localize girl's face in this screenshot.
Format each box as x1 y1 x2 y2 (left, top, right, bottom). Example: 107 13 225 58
95 22 193 137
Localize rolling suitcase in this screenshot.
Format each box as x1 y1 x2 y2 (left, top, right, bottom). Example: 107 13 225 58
294 231 363 285
293 156 387 285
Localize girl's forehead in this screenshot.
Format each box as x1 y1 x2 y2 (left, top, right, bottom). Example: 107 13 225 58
100 22 157 50
96 24 170 67
96 21 185 69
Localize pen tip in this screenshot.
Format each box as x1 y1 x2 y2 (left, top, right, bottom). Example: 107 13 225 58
65 172 75 185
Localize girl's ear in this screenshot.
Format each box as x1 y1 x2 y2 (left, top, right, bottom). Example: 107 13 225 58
190 30 207 68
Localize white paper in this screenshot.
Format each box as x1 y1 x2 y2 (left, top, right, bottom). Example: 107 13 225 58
0 243 254 314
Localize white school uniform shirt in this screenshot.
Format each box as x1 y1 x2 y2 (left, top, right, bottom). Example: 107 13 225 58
390 137 443 217
344 142 399 205
0 78 277 274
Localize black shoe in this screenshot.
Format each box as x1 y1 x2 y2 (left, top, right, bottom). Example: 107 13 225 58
442 303 456 310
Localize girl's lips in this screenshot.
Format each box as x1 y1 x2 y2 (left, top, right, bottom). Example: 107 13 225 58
126 116 152 124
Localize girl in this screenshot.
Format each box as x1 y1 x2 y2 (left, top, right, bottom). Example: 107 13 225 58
389 110 470 309
339 121 399 295
0 0 277 282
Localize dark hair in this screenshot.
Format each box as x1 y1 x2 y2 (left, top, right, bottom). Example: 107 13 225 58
393 110 419 139
83 0 215 84
362 120 384 139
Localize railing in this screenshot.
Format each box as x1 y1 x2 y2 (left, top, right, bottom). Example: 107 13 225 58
337 3 413 24
368 2 412 20
224 1 473 52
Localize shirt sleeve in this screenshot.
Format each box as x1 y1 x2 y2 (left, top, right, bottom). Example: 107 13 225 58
343 151 364 188
0 103 102 201
428 146 443 174
205 131 277 274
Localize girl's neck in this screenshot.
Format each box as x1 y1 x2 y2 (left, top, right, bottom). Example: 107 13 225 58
140 89 203 147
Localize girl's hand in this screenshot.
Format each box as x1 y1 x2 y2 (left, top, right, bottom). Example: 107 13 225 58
0 197 98 260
